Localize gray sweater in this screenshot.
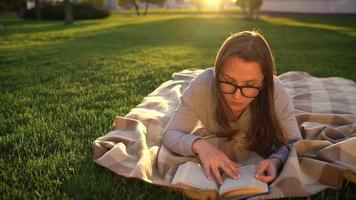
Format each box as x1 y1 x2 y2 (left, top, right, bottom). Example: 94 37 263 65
163 68 302 163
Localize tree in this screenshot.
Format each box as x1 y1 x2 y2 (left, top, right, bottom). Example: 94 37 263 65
143 0 150 16
64 0 74 24
118 0 166 16
131 0 140 16
142 0 165 16
0 0 26 14
236 0 263 19
35 0 42 19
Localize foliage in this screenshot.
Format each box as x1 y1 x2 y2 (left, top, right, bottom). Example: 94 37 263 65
0 0 26 13
236 0 263 18
22 3 110 20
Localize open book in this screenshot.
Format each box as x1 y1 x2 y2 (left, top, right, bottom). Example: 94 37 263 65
171 161 268 199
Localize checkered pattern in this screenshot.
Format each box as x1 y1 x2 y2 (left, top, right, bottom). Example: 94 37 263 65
93 70 356 199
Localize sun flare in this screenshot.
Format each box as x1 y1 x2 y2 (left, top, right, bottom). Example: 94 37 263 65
202 0 220 7
200 0 236 8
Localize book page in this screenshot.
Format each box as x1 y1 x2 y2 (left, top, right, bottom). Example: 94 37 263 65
171 161 218 190
219 165 268 198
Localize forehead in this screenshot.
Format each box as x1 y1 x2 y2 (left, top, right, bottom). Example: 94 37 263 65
220 56 263 82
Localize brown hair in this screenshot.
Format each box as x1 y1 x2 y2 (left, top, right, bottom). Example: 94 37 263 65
214 31 287 157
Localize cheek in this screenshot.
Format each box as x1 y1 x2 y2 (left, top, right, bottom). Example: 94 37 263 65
244 98 254 105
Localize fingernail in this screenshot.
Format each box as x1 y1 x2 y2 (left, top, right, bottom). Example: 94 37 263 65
208 176 212 180
255 174 259 178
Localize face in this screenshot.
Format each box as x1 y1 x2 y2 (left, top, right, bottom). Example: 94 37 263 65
218 56 264 114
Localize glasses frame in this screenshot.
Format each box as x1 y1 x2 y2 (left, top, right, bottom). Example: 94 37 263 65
218 80 263 98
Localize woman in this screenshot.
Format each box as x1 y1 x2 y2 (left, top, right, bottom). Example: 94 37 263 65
162 31 302 185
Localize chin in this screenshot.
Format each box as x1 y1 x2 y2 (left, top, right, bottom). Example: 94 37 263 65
229 105 245 112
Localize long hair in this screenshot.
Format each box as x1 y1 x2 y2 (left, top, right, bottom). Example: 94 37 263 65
214 31 288 157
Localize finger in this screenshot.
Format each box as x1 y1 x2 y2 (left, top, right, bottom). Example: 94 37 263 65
225 159 241 178
255 160 269 175
267 165 277 178
223 158 240 169
255 162 277 183
211 165 223 184
227 160 241 176
232 162 241 168
256 174 276 183
220 161 239 179
203 163 213 181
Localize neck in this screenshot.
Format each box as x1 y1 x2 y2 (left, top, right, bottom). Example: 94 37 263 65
230 110 243 121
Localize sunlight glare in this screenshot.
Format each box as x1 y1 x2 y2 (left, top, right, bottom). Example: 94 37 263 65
202 0 237 8
202 0 220 7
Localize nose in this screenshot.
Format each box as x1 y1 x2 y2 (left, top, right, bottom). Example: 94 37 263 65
232 88 243 100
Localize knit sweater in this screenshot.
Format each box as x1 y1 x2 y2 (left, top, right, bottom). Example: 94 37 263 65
163 68 302 163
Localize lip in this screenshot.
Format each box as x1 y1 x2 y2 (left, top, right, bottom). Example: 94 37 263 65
230 101 244 106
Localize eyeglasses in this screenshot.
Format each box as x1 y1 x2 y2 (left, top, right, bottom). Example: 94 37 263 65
218 80 262 98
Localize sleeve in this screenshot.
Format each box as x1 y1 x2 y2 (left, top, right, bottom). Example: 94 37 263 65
268 78 302 163
162 77 203 156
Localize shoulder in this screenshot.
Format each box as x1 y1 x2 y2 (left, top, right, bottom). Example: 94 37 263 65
273 75 294 113
273 75 284 90
273 75 288 97
189 67 215 93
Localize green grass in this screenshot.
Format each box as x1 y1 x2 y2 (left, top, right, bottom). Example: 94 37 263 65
112 7 244 15
1 11 356 199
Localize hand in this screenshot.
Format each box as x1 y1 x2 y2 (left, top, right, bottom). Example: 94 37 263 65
192 139 240 184
254 158 282 183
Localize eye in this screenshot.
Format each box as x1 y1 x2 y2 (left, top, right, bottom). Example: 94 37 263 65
245 84 257 87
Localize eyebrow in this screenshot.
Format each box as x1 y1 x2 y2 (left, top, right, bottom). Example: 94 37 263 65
222 74 259 83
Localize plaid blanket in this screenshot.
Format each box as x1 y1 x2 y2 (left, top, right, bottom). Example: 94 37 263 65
93 69 356 199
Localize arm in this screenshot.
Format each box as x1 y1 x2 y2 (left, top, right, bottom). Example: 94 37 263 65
163 73 239 183
163 129 201 156
162 76 203 156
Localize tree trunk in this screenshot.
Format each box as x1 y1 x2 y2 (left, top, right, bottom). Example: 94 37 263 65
35 0 42 20
143 0 150 16
131 0 140 16
64 0 74 24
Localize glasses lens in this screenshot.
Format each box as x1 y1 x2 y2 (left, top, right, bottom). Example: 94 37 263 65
219 82 260 98
219 82 235 94
241 88 259 98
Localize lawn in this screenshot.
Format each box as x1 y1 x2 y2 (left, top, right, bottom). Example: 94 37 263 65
0 11 356 199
